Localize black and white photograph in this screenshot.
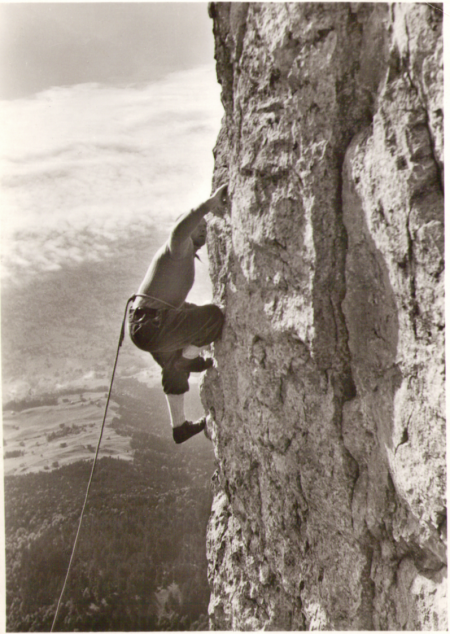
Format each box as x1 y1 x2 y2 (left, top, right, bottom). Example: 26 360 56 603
1 2 446 631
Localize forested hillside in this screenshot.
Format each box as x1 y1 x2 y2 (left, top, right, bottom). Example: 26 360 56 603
5 381 214 631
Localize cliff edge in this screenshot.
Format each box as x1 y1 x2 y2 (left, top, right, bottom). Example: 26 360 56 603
202 3 445 629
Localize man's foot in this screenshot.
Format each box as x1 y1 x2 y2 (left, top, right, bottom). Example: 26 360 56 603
174 356 213 373
173 418 206 444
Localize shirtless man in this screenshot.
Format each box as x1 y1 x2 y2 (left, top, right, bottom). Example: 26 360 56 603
128 185 227 444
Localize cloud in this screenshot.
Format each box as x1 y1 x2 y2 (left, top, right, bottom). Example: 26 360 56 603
0 65 223 284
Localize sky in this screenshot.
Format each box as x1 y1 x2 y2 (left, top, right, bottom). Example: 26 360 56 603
0 3 216 99
0 3 223 289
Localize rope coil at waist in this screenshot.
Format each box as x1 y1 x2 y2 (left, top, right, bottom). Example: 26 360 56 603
129 305 163 318
121 293 181 346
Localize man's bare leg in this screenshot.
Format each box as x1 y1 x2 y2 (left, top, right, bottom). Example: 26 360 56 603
175 345 214 374
181 344 210 359
165 393 207 444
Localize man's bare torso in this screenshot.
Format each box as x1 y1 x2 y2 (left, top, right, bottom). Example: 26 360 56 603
135 241 195 310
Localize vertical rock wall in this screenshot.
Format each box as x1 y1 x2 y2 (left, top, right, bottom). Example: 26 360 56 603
202 3 445 629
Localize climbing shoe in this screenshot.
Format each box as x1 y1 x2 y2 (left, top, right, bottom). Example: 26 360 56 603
174 356 213 373
173 418 206 444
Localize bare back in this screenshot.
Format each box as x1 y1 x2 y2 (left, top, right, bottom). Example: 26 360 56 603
133 185 227 311
135 241 195 309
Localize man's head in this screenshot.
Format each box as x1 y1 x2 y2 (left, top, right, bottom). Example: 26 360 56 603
191 218 207 250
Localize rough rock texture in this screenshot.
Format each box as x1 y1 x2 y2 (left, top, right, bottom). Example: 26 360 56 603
201 2 445 630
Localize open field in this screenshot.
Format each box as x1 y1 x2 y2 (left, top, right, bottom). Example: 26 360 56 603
3 390 131 476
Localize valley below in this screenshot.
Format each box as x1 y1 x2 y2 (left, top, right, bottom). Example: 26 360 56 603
2 231 216 631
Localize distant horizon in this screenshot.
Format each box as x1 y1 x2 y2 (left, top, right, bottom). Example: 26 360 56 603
1 65 222 288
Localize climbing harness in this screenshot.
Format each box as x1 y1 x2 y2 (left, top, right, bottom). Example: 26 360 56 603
50 293 179 631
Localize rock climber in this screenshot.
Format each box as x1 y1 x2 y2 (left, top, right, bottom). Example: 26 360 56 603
128 184 227 444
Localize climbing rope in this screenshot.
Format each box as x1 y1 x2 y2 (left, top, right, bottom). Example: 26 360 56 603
50 295 138 631
51 292 184 630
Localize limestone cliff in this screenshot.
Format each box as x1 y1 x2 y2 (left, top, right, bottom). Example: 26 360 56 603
201 3 445 630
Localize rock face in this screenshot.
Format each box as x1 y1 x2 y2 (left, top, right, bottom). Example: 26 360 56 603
201 2 445 630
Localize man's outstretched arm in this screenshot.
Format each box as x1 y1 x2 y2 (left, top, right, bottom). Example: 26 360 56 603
169 184 227 258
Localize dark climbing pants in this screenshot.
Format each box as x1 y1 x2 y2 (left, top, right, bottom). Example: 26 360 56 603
128 302 224 395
